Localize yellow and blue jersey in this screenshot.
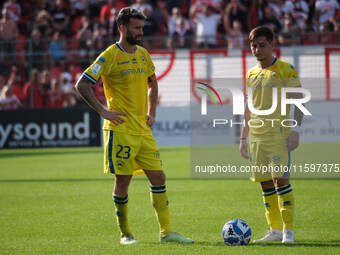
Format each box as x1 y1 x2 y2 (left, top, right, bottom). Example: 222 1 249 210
246 57 301 141
83 43 155 135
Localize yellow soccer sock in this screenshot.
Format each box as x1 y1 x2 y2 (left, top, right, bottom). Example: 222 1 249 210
276 184 295 230
112 194 132 238
262 187 281 230
150 185 173 236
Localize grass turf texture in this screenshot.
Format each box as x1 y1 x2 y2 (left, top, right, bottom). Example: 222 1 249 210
0 143 339 255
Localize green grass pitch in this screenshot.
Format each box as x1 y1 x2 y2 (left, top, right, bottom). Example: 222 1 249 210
0 143 339 254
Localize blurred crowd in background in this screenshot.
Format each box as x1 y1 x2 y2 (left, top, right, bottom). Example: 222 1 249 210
0 0 339 110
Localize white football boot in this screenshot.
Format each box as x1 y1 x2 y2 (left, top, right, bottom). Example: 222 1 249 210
282 229 295 243
120 234 138 245
253 229 282 242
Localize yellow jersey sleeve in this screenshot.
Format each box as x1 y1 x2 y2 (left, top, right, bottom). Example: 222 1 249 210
283 64 301 88
146 52 155 77
82 50 113 84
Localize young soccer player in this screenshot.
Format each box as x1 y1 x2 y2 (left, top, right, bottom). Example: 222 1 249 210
239 26 304 243
75 7 194 245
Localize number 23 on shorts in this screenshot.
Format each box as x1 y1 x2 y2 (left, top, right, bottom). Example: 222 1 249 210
116 145 131 159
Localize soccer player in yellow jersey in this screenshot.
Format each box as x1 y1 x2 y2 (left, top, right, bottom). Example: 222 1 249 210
75 7 193 245
239 26 304 243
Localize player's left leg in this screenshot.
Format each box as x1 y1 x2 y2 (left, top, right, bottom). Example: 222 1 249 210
271 140 295 243
144 170 172 236
273 176 295 243
253 179 283 242
136 135 193 243
144 169 194 244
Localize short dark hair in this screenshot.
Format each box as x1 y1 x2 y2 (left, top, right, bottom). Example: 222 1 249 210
249 26 274 42
116 7 146 27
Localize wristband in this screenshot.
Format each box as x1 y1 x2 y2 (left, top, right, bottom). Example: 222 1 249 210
291 125 301 133
240 137 247 140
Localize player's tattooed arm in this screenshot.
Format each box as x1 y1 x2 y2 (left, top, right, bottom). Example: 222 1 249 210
75 76 125 125
146 73 158 127
239 103 250 159
290 92 304 126
287 92 304 151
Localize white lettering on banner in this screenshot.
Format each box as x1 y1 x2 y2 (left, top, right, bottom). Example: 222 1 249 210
25 123 41 140
43 124 57 140
13 123 24 140
0 113 90 148
0 125 11 147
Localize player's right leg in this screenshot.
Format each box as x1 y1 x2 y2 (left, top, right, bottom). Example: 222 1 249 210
253 180 282 242
113 175 137 245
103 130 139 245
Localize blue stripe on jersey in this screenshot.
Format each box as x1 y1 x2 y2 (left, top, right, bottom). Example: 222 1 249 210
109 130 115 174
115 42 125 52
82 72 97 84
115 42 137 53
270 57 277 67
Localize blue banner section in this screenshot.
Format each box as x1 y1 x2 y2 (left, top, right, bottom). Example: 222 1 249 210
0 108 101 148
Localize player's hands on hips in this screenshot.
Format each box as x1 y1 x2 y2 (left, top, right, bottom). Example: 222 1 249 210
101 109 126 126
239 139 249 159
287 131 299 151
146 115 155 127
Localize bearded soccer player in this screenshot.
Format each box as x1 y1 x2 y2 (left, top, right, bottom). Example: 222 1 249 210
239 26 305 243
75 7 194 245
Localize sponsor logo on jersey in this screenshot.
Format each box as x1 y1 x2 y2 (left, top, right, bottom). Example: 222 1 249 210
91 63 101 75
98 57 106 63
117 60 130 65
283 201 292 206
140 56 146 65
116 160 125 170
153 151 160 158
132 58 137 64
272 155 282 164
120 68 147 76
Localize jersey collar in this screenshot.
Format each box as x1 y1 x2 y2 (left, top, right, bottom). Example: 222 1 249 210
258 56 277 70
115 42 137 54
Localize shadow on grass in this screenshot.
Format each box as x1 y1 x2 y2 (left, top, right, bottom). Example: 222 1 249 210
250 240 340 247
192 240 340 247
1 177 339 183
0 148 102 158
0 177 198 183
0 178 112 183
